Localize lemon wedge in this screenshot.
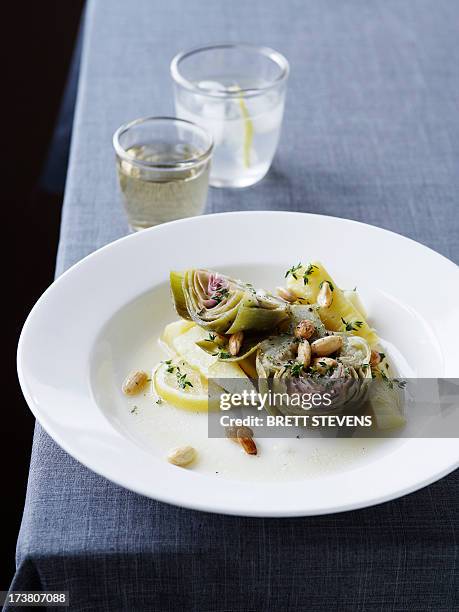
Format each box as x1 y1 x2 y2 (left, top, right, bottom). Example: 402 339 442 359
172 325 249 381
159 320 252 398
286 262 379 346
161 319 195 351
154 359 208 412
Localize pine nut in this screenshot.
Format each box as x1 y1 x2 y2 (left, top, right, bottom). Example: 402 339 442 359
238 435 257 455
276 287 297 303
167 445 197 467
295 319 315 340
310 335 343 357
317 281 333 308
297 341 312 367
228 331 244 356
122 370 149 395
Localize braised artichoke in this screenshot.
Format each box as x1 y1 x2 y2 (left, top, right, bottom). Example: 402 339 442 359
256 330 372 417
170 269 289 354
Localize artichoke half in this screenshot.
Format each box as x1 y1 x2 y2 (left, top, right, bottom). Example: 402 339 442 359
170 269 289 361
279 363 372 417
256 331 372 418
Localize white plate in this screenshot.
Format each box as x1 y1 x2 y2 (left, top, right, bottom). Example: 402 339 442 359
17 212 459 516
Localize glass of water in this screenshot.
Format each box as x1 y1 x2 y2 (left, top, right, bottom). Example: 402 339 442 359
171 44 289 188
113 117 213 231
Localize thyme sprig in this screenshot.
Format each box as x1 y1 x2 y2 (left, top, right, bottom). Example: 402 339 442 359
212 287 229 304
162 360 193 389
176 369 193 389
341 317 363 332
285 262 302 280
379 370 407 389
212 349 231 360
284 360 304 377
303 264 318 285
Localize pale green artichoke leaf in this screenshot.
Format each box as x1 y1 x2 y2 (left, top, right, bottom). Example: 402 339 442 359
170 271 190 320
226 302 289 334
196 333 266 362
368 378 406 430
170 268 289 335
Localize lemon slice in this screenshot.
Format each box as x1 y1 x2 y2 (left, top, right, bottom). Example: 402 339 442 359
228 84 254 168
154 359 208 412
238 96 254 168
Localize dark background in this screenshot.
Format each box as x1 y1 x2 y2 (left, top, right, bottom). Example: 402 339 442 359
5 1 85 589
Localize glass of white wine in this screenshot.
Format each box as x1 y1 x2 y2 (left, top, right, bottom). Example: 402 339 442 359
113 117 213 231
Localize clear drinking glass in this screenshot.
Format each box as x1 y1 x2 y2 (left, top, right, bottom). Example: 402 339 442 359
171 44 289 188
113 117 213 230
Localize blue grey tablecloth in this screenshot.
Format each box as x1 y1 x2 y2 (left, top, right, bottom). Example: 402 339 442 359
10 1 459 610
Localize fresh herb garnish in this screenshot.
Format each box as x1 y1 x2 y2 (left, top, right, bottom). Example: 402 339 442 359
163 361 193 389
284 361 304 377
341 317 363 332
285 262 303 280
166 363 175 373
176 368 193 389
310 360 337 376
303 264 318 285
379 370 407 389
212 349 231 360
204 333 217 343
213 287 229 304
290 362 304 377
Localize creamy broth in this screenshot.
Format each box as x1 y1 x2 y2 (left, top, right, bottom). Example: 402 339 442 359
119 334 396 482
